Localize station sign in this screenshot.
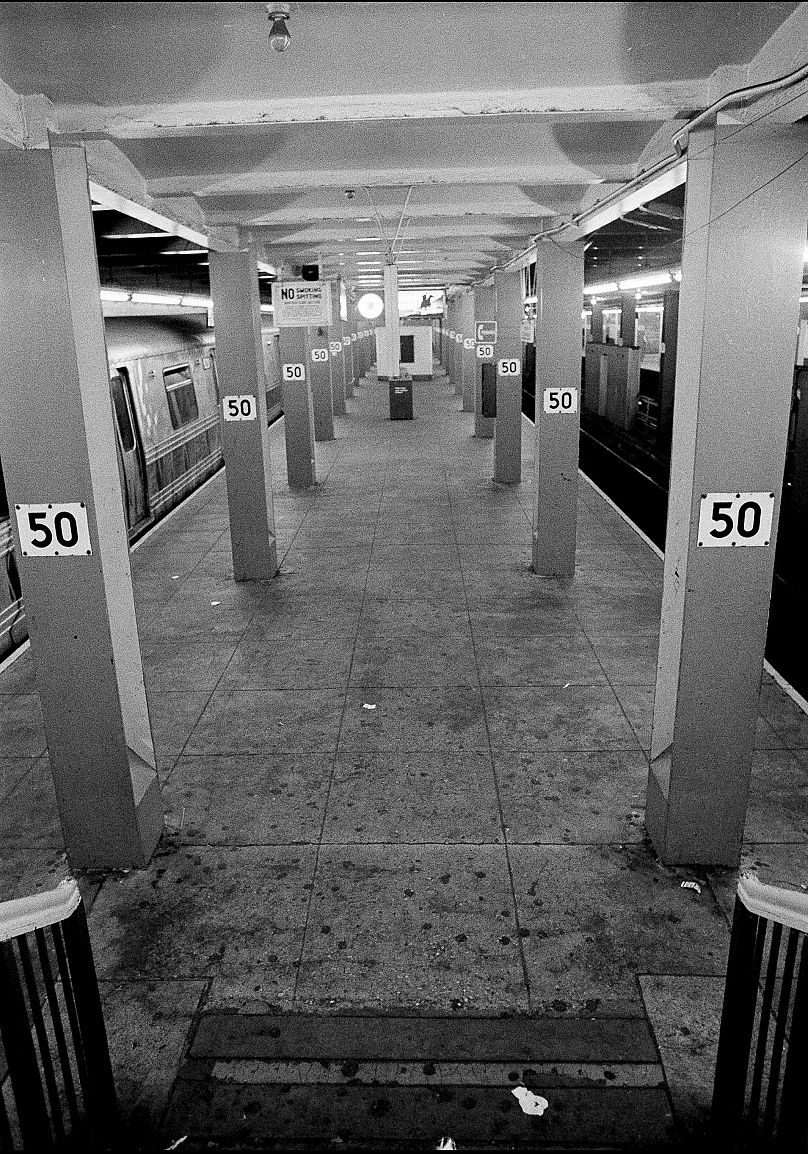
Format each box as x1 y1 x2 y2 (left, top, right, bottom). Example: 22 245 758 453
15 502 92 557
498 358 520 376
275 281 331 328
282 363 306 381
476 321 498 343
476 343 495 360
222 394 257 421
697 492 775 548
311 348 329 363
543 387 578 413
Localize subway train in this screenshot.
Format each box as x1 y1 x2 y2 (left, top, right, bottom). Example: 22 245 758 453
0 314 284 664
522 281 808 700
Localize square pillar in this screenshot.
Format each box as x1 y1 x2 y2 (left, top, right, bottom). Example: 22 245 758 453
590 301 604 342
278 323 316 488
619 294 636 346
382 264 400 379
0 146 162 869
493 267 523 484
657 287 679 456
460 292 475 413
209 249 278 581
648 123 808 866
328 282 347 415
531 241 586 576
474 282 496 439
309 322 335 441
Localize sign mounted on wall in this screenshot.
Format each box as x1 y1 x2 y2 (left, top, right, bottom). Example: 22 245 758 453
498 358 521 376
275 282 332 327
222 395 257 421
697 492 775 548
476 343 495 360
15 502 92 557
543 387 578 413
475 321 498 343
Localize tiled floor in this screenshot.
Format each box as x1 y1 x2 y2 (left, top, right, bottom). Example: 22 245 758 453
2 369 808 1148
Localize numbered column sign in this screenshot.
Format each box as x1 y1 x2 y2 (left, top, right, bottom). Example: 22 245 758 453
282 363 306 381
15 502 92 557
476 343 495 360
543 387 578 413
311 348 329 363
222 394 257 421
329 340 342 354
697 492 775 548
498 358 521 376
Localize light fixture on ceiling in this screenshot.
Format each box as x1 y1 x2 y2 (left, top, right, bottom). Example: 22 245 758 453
267 2 291 52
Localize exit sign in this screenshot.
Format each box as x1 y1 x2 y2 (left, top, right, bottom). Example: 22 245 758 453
475 321 498 343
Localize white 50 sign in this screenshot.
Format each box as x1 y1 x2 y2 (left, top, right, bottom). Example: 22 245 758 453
476 343 495 360
311 348 329 363
697 492 775 548
15 502 92 557
543 387 578 413
223 394 257 421
329 341 342 354
498 358 520 376
282 363 306 381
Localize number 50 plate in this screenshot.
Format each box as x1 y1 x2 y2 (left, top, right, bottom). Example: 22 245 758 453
697 492 775 548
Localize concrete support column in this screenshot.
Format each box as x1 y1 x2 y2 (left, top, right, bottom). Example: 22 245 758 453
531 240 586 575
493 267 523 484
209 249 278 581
450 300 462 394
648 123 808 866
657 287 679 456
328 282 346 416
590 301 604 342
474 282 495 439
460 292 475 413
384 263 400 379
347 300 360 387
279 323 316 488
309 322 334 441
0 146 162 869
619 294 636 346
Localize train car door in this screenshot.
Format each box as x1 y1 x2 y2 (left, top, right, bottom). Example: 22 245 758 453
109 367 149 529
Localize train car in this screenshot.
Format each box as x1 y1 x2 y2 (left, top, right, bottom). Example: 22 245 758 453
0 314 283 663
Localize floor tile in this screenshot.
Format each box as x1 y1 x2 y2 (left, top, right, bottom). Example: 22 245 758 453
222 635 356 690
495 750 648 844
474 631 607 686
483 685 641 751
295 845 527 1012
323 750 501 843
89 846 317 991
186 688 347 754
338 687 488 751
163 753 333 844
509 843 729 1010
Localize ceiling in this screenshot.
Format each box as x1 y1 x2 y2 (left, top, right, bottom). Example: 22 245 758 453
0 2 803 290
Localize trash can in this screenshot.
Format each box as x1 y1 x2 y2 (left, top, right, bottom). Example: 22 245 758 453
389 378 413 420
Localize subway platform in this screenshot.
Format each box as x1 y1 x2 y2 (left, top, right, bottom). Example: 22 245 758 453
2 371 808 1150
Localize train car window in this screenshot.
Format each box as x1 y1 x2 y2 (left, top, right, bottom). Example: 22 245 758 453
163 364 199 428
110 369 136 452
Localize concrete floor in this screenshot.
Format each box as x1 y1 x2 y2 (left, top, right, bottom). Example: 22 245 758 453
2 370 808 1149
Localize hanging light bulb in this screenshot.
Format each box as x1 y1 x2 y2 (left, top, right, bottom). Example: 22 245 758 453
267 3 291 52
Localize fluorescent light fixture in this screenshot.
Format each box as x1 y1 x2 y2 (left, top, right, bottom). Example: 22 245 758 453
581 310 592 319
804 245 808 262
618 272 672 290
603 308 621 315
801 295 808 303
99 288 130 302
637 304 664 313
524 294 537 305
102 228 167 240
161 246 207 255
673 270 682 282
180 296 213 308
260 304 275 313
130 292 183 305
355 236 382 242
584 282 619 295
356 251 384 256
